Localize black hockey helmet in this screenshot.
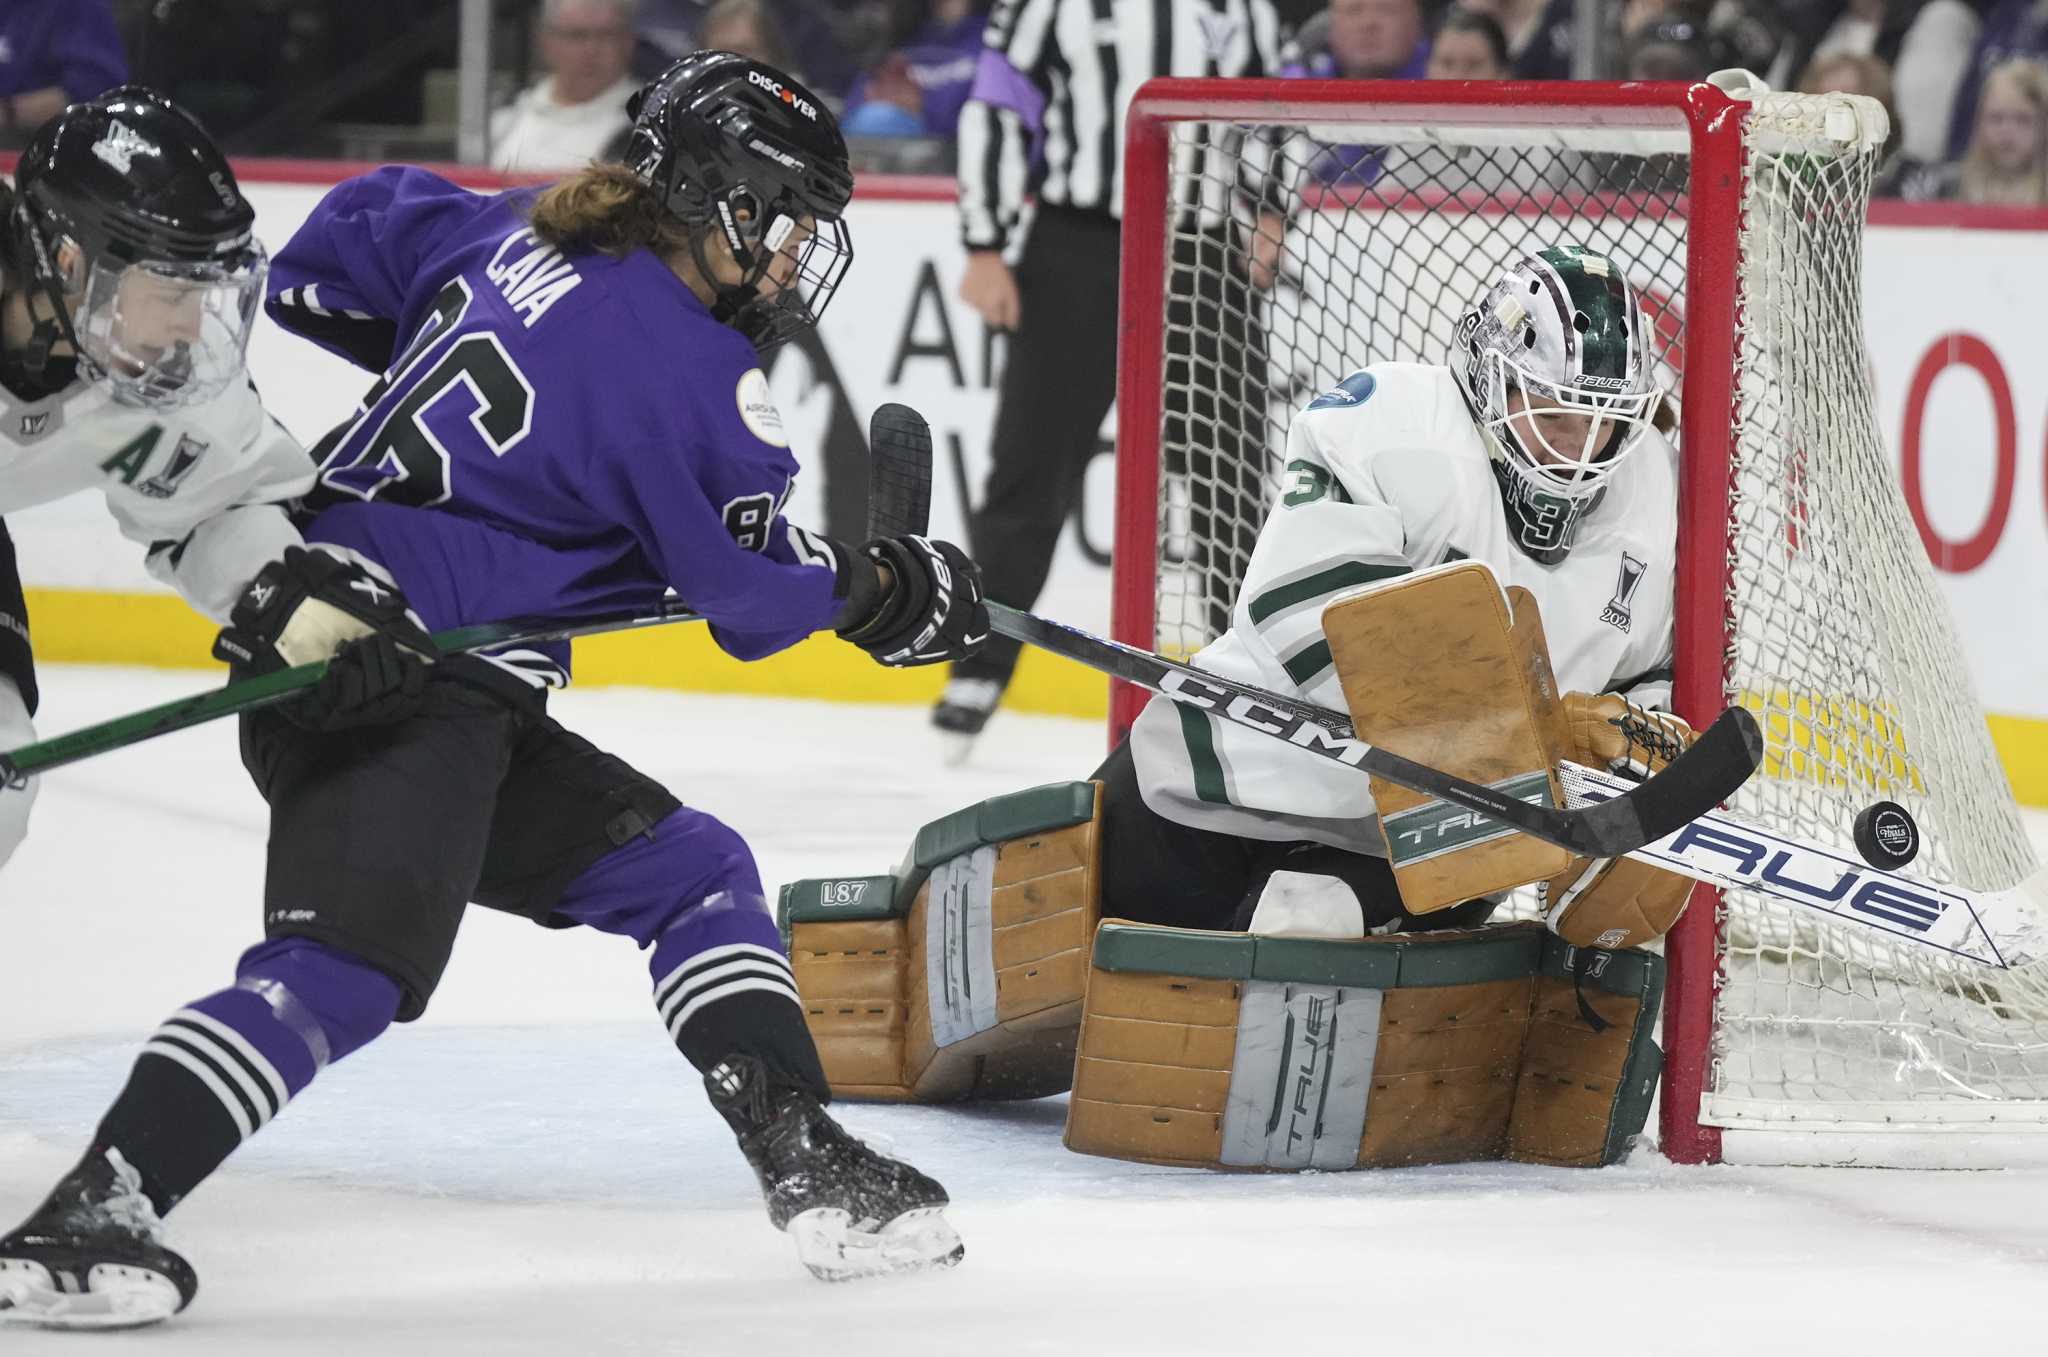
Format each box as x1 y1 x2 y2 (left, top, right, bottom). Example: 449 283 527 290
622 52 854 350
8 85 266 406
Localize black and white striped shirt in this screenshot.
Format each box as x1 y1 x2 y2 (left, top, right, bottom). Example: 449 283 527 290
957 0 1282 250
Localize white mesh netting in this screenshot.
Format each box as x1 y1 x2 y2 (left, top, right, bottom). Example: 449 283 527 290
1132 88 2048 1150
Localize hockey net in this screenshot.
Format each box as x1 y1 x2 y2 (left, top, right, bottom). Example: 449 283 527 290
1111 78 2047 1165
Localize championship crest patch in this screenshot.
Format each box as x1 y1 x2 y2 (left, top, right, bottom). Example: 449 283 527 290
1599 552 1647 632
138 433 208 500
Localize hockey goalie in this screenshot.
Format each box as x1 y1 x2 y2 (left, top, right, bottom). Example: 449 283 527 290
781 246 1701 1169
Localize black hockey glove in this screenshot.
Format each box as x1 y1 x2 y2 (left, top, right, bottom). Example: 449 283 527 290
835 536 989 668
213 547 440 731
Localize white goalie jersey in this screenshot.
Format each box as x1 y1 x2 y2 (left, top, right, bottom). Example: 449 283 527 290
1130 362 1679 853
0 375 314 623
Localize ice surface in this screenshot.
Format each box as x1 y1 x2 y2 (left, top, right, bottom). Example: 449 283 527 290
4 667 2046 1355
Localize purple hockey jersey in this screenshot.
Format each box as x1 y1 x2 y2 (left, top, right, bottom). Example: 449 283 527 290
267 167 846 687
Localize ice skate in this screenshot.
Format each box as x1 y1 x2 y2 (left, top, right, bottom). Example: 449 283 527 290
706 1055 964 1282
931 676 1003 765
0 1147 197 1331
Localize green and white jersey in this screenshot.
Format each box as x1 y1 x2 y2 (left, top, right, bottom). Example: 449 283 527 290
1130 362 1679 853
0 375 313 622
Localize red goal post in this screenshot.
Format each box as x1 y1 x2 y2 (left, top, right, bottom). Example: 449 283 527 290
1109 76 2047 1167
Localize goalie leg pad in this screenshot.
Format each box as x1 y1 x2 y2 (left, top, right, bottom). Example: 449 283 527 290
1064 920 1662 1170
1322 563 1574 913
781 781 1104 1101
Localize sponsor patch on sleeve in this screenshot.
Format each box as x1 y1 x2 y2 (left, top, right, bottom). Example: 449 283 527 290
1307 370 1377 411
735 368 788 447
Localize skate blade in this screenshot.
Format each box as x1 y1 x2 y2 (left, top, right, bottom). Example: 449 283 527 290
0 1258 184 1330
787 1206 965 1283
938 731 979 767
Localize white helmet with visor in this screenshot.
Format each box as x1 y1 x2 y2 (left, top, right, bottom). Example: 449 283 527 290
1452 246 1669 563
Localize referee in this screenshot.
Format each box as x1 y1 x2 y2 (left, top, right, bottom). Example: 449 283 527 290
935 0 1284 745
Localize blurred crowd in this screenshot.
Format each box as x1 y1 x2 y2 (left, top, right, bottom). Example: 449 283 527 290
2 1 2042 205
498 0 2048 204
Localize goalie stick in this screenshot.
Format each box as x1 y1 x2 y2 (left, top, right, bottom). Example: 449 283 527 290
988 603 2048 970
1560 762 2048 969
0 403 939 788
985 601 1762 859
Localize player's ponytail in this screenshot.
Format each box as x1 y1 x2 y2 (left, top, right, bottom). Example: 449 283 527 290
529 163 697 261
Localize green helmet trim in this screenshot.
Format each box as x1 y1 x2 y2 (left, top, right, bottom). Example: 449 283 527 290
1452 245 1668 561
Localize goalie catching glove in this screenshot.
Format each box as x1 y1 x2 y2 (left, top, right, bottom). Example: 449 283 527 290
212 546 439 731
835 535 988 667
1541 692 1698 950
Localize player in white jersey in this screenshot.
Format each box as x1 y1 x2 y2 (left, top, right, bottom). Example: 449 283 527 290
1100 244 1687 934
0 88 366 877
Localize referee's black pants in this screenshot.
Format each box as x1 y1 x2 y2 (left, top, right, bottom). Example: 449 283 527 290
956 214 1276 691
953 206 1123 688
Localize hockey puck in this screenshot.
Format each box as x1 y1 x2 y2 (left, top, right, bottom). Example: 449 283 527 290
1853 801 1920 869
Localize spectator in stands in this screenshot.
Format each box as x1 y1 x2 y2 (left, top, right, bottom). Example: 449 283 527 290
1461 0 1575 79
637 0 707 59
1281 0 1429 81
0 1 127 140
697 0 794 70
842 0 989 137
492 0 639 173
1891 2 1982 166
1282 0 1429 187
1623 9 1727 82
1387 9 1553 194
1946 0 2048 161
1424 6 1512 78
759 0 900 101
1929 55 2048 203
1797 49 1920 193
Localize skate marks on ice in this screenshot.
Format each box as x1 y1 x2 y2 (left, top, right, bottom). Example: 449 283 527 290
6 1025 2048 1356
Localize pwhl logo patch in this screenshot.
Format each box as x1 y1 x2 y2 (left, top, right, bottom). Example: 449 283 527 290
92 121 155 174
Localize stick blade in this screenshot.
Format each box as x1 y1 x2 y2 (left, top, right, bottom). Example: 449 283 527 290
1570 705 1764 855
867 403 934 539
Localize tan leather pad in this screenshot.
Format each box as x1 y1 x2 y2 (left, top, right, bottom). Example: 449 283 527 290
1064 923 1659 1172
1066 964 1241 1167
1323 564 1573 910
796 788 1104 1101
1508 977 1647 1166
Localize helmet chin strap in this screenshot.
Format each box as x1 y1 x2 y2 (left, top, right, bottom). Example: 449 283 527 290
6 209 83 391
687 212 798 349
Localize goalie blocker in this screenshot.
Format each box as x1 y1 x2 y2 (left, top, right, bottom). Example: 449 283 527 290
1325 560 1699 951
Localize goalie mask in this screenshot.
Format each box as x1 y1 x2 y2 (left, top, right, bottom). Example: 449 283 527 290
9 86 266 409
1453 247 1668 565
622 52 854 352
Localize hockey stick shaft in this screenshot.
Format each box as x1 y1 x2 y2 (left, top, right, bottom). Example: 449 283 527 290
0 599 709 786
989 602 2037 969
0 406 940 788
984 601 1762 859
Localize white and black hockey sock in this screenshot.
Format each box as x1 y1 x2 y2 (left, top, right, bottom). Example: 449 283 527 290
649 895 829 1098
